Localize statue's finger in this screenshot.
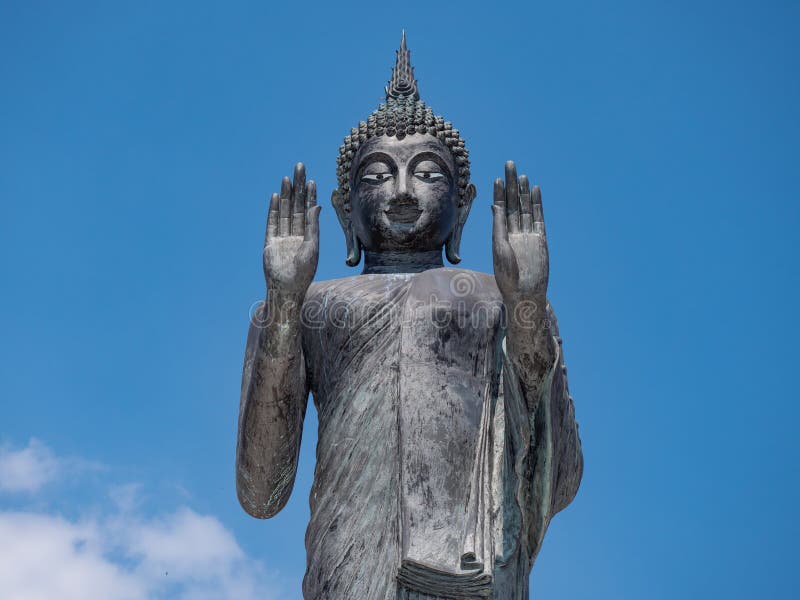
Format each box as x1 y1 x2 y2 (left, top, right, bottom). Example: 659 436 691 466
532 185 546 236
505 161 520 233
298 205 321 271
519 175 532 233
266 192 279 243
493 177 505 208
292 163 306 235
279 176 292 236
306 180 317 209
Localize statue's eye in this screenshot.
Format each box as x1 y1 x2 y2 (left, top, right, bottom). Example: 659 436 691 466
413 160 447 182
414 171 445 181
361 173 393 182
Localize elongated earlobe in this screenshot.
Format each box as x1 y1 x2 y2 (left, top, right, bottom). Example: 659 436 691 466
445 183 476 264
331 190 362 267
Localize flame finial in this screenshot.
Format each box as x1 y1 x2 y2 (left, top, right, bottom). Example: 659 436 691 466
386 31 419 100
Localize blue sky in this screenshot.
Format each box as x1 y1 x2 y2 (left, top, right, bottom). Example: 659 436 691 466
1 1 798 598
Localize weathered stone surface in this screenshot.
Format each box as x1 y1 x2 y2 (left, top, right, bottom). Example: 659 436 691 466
236 34 582 599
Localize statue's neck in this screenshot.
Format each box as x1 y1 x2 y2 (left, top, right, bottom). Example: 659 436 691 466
362 249 444 274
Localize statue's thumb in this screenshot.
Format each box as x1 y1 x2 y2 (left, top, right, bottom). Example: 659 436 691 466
491 206 508 244
305 205 321 243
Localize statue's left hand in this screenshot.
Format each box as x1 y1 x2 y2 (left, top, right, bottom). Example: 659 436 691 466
492 161 549 311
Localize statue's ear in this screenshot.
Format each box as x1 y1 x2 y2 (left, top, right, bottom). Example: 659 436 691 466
331 189 362 267
445 183 476 264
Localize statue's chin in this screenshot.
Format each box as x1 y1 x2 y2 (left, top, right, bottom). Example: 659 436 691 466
377 231 440 254
384 221 418 237
357 212 450 255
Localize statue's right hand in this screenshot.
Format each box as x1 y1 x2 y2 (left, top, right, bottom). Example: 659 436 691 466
263 163 320 298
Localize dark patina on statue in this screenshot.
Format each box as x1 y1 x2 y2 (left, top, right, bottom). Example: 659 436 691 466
236 33 583 599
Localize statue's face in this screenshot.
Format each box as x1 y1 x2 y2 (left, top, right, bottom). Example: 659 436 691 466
348 134 458 253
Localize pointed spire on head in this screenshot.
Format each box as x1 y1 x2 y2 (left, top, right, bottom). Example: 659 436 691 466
337 31 472 252
386 30 420 101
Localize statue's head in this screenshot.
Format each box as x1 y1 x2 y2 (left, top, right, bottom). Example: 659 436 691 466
333 33 476 267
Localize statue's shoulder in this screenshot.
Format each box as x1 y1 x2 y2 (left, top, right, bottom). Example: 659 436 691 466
304 278 343 306
304 272 415 304
306 277 342 299
440 267 498 287
417 267 502 301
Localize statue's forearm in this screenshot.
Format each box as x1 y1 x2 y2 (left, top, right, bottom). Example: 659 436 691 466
505 299 583 524
236 292 308 519
504 298 557 410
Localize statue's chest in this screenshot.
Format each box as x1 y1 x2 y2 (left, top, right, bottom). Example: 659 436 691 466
305 274 504 374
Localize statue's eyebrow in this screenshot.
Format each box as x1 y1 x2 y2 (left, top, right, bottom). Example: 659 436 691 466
409 151 453 176
356 152 396 176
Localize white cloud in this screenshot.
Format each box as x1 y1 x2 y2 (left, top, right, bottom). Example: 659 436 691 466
0 438 61 493
0 512 146 600
0 508 279 600
0 441 283 600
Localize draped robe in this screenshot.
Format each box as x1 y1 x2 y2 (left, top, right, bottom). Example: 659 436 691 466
297 268 582 599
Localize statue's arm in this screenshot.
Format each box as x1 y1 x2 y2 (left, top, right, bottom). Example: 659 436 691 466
236 296 309 518
530 308 583 516
502 309 582 562
235 164 320 519
492 161 557 410
492 161 582 518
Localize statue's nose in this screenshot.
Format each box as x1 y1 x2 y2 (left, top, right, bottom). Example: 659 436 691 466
395 171 409 197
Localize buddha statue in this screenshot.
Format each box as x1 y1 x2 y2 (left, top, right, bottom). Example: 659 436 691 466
236 33 583 599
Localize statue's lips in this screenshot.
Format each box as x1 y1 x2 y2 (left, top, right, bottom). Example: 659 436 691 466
384 200 422 223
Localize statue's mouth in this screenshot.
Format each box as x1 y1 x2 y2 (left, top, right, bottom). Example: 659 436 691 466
385 198 422 223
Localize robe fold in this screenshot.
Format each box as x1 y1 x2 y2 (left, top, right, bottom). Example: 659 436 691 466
299 268 582 600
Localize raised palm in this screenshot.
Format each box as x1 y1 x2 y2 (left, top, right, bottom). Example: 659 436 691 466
492 161 549 308
263 163 321 298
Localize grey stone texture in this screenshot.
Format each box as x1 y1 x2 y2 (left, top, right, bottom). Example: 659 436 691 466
236 34 582 599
